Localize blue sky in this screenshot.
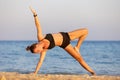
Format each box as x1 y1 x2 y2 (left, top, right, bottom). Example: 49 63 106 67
0 0 120 40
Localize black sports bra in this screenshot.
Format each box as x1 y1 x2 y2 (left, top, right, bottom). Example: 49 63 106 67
44 34 55 49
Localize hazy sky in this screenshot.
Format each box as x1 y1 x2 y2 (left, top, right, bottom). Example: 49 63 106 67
0 0 120 40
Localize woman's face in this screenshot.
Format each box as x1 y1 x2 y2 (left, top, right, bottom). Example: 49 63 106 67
33 43 43 53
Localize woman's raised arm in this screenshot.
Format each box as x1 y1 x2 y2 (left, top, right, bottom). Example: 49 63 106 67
30 6 44 41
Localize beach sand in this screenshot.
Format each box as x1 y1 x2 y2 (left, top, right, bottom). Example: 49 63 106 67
0 72 120 80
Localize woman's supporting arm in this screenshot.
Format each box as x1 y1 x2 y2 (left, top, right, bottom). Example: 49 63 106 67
34 51 47 74
30 7 44 41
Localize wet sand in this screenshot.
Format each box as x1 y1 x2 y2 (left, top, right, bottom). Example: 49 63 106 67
0 72 120 80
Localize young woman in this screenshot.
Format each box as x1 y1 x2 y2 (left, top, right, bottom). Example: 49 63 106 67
26 7 96 75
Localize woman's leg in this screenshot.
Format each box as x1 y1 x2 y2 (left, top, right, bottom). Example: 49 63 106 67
68 28 88 52
64 44 95 75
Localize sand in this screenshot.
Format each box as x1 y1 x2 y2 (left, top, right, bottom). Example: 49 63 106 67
0 72 120 80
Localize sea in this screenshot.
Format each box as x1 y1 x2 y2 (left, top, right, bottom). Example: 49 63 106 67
0 41 120 75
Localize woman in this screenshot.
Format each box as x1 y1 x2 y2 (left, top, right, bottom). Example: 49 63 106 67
26 7 96 75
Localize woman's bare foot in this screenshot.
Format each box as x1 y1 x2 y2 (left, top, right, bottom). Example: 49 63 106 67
91 71 96 76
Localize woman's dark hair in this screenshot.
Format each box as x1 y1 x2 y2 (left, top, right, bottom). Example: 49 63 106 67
26 43 37 53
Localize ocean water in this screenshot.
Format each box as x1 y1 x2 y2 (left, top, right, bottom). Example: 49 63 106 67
0 41 120 75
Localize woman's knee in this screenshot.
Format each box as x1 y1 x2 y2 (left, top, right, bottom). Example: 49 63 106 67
82 28 88 35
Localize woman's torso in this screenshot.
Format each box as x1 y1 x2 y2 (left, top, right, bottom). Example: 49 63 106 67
42 33 63 49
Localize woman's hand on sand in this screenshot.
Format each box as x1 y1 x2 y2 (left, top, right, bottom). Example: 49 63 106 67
29 72 36 76
29 6 37 15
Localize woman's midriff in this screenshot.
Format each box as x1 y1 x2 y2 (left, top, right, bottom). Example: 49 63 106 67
52 33 63 46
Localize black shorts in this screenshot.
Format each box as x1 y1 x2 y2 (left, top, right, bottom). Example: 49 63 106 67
59 32 70 48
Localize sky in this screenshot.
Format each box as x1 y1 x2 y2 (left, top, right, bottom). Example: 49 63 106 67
0 0 120 40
